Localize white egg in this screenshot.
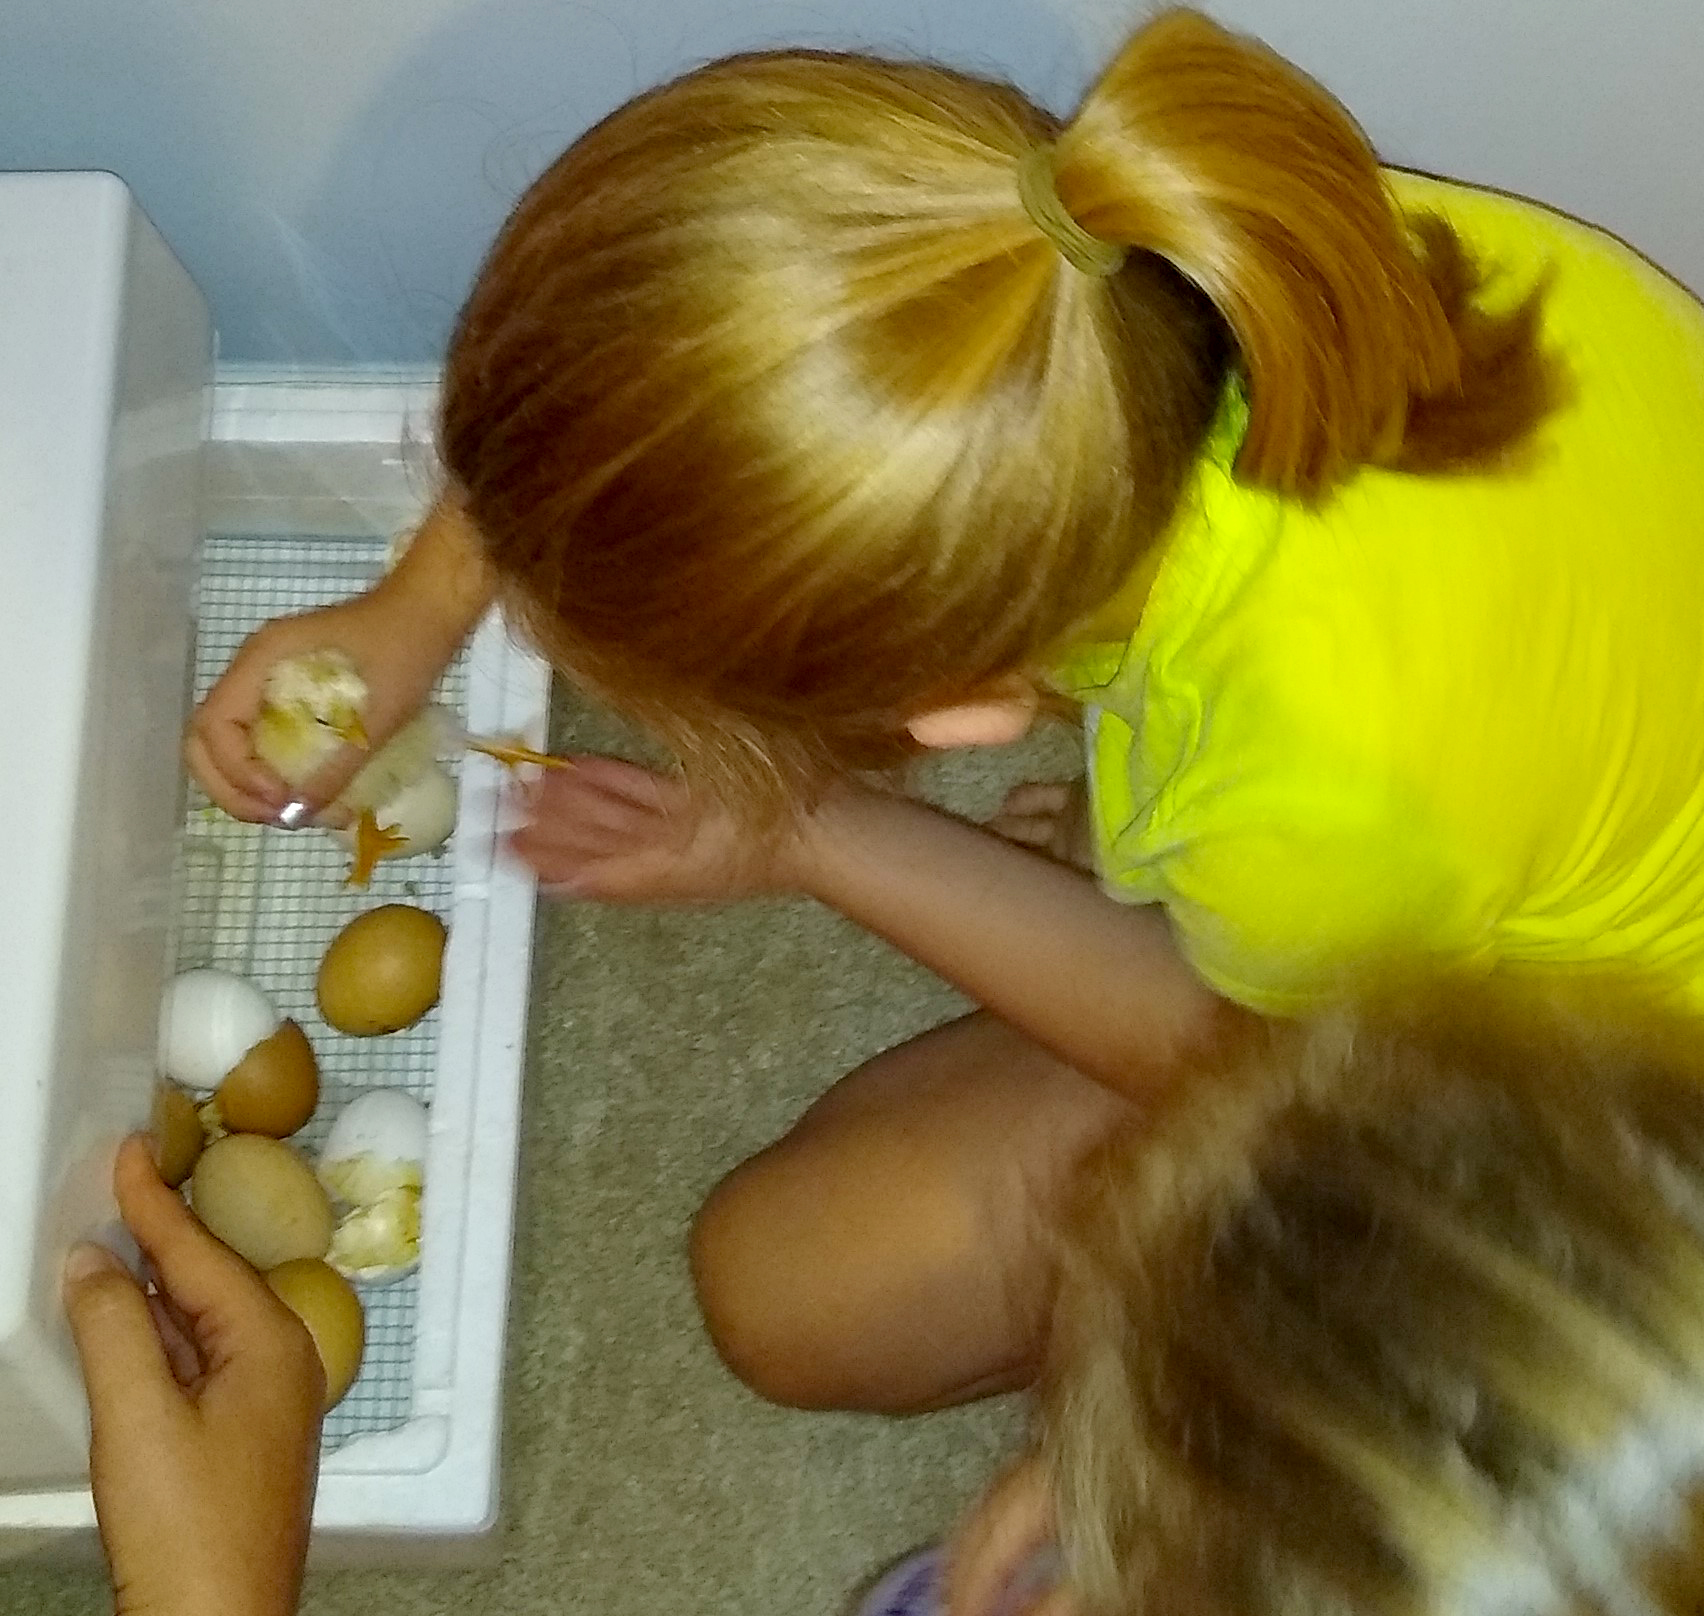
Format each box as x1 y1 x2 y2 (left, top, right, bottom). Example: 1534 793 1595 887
332 762 458 864
318 1088 428 1206
157 969 281 1092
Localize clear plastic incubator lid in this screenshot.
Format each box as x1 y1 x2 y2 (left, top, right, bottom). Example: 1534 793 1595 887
0 171 211 1485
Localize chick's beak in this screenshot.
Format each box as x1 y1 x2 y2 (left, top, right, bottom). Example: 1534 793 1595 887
331 713 370 749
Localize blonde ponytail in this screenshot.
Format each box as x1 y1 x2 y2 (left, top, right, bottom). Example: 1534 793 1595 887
1055 9 1560 497
441 11 1560 812
443 48 1227 814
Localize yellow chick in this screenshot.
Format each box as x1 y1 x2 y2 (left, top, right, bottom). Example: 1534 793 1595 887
252 650 372 783
254 651 456 884
254 650 565 886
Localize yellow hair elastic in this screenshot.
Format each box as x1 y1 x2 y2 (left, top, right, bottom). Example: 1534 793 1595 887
1016 146 1128 278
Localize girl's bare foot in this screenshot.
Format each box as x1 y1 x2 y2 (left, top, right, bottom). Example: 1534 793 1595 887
986 778 1093 871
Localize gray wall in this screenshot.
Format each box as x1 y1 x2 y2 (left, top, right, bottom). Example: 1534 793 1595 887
4 0 1697 363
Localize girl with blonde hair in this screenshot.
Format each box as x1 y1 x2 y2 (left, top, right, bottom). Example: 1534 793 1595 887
190 11 1704 1415
942 998 1704 1616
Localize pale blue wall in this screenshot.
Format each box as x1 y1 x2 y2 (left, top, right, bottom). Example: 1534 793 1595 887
2 0 1697 363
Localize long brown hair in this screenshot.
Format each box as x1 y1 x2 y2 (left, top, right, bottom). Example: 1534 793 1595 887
441 9 1560 812
1042 997 1704 1616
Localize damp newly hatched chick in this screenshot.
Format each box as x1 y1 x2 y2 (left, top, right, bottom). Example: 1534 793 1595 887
252 649 373 784
253 649 560 885
252 650 456 883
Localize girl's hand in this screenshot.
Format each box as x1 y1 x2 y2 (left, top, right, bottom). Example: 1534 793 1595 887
508 757 805 905
946 1453 1075 1616
185 588 453 825
63 1138 323 1616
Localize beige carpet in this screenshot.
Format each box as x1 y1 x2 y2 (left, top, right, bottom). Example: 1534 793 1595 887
0 700 1080 1616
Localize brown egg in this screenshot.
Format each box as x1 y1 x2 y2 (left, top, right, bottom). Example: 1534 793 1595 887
190 1134 334 1270
212 1019 319 1137
150 1082 204 1189
266 1258 365 1409
317 905 446 1037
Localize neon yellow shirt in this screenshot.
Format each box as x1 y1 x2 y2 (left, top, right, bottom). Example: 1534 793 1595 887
1056 171 1704 1017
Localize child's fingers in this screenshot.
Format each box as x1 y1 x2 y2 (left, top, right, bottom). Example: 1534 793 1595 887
505 837 586 887
525 779 650 836
525 758 674 824
503 813 607 877
1015 1585 1078 1616
188 652 295 813
507 838 626 895
508 761 708 899
946 1457 1056 1616
145 1286 204 1388
183 728 287 824
996 782 1074 819
62 1245 179 1435
521 777 679 854
560 754 676 810
509 798 643 862
508 820 676 899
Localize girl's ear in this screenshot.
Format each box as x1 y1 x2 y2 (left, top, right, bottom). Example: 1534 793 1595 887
906 680 1040 750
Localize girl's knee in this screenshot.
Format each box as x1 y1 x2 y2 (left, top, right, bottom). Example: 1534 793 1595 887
691 1141 964 1413
689 1151 845 1410
689 1088 1064 1414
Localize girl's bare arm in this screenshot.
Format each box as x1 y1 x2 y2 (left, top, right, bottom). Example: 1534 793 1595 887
792 787 1241 1096
511 762 1244 1100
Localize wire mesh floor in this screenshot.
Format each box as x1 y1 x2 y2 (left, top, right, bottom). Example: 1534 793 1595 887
173 533 465 1452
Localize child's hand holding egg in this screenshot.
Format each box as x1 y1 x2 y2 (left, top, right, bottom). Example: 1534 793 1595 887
154 897 448 1408
184 1135 367 1407
156 965 369 1406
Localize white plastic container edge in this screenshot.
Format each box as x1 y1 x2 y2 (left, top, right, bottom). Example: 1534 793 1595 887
0 372 548 1565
